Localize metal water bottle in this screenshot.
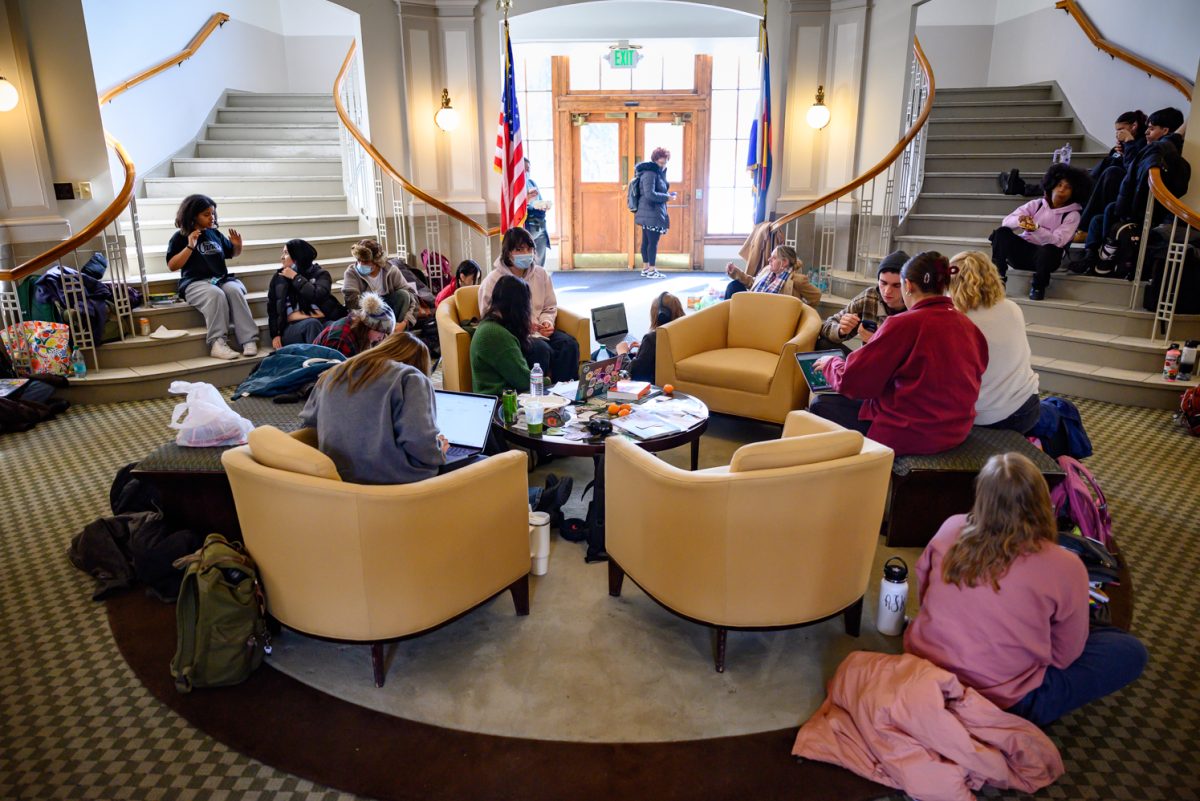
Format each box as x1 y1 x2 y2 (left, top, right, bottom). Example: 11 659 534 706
1179 340 1198 381
876 557 909 636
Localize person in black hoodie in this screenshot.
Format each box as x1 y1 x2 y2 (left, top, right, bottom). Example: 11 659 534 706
268 239 347 349
1077 107 1191 275
1076 110 1148 238
633 147 676 279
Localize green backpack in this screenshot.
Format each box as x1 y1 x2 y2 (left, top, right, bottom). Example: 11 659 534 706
170 534 271 693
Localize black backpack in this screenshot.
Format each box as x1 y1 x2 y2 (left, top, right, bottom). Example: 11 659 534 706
626 176 641 212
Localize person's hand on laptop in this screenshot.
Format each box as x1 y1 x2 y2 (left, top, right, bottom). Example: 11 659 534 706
616 341 631 355
813 355 841 375
837 313 861 338
437 434 450 454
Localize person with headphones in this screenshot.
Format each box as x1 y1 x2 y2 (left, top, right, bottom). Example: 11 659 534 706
615 292 685 384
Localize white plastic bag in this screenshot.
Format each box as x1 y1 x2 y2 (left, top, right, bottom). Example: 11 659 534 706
168 381 255 448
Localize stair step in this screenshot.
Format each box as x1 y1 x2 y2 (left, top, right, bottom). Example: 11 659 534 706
216 107 339 124
63 350 274 404
97 317 269 368
1032 356 1196 410
140 233 365 270
171 157 342 177
225 92 335 108
144 175 343 198
924 151 1105 172
926 133 1086 155
929 100 1063 119
935 86 1056 102
922 173 1023 194
132 195 349 218
1026 325 1173 373
1002 270 1145 307
136 214 362 247
196 140 341 158
205 122 340 142
927 116 1076 135
139 258 356 297
904 213 1005 239
910 193 1023 215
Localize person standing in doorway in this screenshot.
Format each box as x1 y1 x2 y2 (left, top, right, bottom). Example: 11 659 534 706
634 147 676 279
524 158 552 267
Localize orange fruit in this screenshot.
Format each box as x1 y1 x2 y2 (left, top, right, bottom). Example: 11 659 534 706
607 403 620 415
663 383 675 395
620 404 632 412
618 408 631 417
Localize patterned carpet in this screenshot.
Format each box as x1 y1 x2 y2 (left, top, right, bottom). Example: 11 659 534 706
1 391 1197 800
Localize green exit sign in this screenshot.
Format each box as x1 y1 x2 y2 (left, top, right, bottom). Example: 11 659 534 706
610 48 640 69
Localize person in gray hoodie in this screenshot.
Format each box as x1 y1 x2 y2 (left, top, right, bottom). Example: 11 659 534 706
299 328 447 484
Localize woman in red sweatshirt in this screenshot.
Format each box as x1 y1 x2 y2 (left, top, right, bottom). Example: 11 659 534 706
810 251 988 456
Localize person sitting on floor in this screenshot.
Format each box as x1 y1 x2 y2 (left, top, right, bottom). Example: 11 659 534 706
267 239 346 349
949 251 1041 434
989 163 1090 300
471 274 534 396
300 326 446 485
342 238 411 315
809 251 988 457
723 245 821 306
816 250 908 349
615 292 685 384
479 227 579 383
313 291 407 359
904 452 1147 727
435 260 482 307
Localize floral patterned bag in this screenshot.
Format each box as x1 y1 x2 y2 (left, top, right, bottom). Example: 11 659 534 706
1 321 72 376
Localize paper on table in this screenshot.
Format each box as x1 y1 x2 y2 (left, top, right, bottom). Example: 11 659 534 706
549 380 579 400
611 412 683 439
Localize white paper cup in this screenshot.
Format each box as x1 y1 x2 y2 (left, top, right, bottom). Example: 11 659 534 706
528 511 551 575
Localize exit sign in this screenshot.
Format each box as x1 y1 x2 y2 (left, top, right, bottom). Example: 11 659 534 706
608 47 641 69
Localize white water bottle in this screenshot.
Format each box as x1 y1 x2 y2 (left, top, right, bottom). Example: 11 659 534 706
530 362 544 397
876 557 909 636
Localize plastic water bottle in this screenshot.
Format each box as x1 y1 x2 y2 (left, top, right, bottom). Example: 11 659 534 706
530 362 544 397
875 557 909 636
70 348 87 379
1060 142 1072 164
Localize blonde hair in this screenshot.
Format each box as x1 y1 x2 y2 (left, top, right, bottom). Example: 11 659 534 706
350 238 388 270
772 245 801 270
941 453 1057 591
320 330 430 395
949 250 1006 312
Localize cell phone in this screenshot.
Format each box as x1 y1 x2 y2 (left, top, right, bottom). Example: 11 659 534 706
861 319 878 333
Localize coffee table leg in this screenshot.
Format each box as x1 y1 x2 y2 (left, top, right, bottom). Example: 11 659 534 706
584 453 608 562
690 437 700 471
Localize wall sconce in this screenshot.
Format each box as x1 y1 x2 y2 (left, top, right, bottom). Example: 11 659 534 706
434 88 459 132
806 85 830 130
0 76 19 112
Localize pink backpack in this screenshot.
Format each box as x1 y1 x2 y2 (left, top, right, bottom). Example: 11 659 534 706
1050 456 1114 552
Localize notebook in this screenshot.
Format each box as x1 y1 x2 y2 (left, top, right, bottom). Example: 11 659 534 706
434 390 498 466
794 350 844 396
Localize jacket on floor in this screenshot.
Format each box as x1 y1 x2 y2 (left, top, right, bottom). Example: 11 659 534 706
792 651 1064 801
1001 197 1082 249
633 161 671 230
1114 132 1191 224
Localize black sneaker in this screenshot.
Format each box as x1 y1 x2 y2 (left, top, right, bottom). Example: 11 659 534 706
1029 287 1045 301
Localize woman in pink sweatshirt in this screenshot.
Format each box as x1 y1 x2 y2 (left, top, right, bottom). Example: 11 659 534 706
904 453 1147 726
989 163 1091 301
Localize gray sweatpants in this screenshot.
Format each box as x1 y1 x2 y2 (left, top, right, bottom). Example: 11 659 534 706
184 279 258 347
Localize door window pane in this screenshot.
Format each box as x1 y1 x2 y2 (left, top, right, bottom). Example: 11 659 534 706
525 92 553 139
711 90 738 139
580 123 619 183
707 188 736 234
642 123 682 183
708 139 735 188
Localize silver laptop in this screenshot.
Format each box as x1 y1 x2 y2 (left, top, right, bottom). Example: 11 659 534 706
434 390 498 465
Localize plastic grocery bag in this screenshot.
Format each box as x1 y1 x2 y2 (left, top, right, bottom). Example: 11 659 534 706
168 381 255 448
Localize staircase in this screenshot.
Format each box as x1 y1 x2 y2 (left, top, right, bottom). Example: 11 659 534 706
69 92 364 403
842 83 1199 409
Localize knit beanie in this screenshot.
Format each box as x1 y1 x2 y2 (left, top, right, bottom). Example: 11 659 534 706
285 238 318 272
356 292 396 334
877 250 910 277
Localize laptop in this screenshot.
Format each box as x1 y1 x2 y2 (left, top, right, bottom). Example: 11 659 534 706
576 356 624 402
794 350 844 396
591 302 629 354
434 390 498 466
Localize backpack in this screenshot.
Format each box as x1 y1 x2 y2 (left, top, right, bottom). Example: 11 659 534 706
626 175 641 212
1177 386 1200 436
170 534 271 692
1094 221 1140 277
1050 456 1114 553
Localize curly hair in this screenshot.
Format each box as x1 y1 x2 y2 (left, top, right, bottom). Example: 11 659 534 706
174 194 217 233
350 238 388 270
948 250 1006 312
941 453 1057 591
1040 163 1092 207
650 147 671 162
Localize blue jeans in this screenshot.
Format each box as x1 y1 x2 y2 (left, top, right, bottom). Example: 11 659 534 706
1006 627 1147 726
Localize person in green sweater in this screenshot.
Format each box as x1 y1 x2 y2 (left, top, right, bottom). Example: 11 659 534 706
470 274 533 396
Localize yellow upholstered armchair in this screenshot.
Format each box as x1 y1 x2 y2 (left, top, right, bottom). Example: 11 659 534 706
221 426 532 686
655 291 820 424
436 284 590 392
605 411 894 672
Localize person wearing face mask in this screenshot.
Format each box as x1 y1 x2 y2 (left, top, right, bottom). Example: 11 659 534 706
342 238 411 314
809 252 988 457
633 147 676 279
313 291 408 359
478 227 580 383
267 239 346 349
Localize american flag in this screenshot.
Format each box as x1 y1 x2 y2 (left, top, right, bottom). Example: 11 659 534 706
746 16 772 225
493 20 527 231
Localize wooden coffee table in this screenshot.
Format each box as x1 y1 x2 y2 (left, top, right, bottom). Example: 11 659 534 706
493 391 708 562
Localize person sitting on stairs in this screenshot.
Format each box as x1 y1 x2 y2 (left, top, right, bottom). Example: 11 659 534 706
989 163 1090 301
165 194 256 361
267 239 346 349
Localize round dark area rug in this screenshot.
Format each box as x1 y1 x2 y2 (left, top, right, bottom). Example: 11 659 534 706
106 590 891 801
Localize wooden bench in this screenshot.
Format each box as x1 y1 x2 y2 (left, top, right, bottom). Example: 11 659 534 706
884 428 1065 547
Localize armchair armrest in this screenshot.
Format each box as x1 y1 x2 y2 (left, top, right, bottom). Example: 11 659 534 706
769 304 821 394
436 299 473 392
781 410 849 438
555 306 590 367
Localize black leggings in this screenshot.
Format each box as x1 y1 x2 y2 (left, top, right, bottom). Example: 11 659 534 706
640 228 662 267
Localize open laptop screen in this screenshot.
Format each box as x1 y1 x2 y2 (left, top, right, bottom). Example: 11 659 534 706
591 303 628 342
434 390 497 449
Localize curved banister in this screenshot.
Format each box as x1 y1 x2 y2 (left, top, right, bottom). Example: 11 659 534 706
1055 0 1193 101
3 11 232 284
333 41 500 239
1148 167 1200 230
771 38 934 233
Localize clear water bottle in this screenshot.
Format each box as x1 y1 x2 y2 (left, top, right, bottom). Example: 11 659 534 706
875 557 909 636
529 362 544 397
1060 142 1072 164
71 348 87 379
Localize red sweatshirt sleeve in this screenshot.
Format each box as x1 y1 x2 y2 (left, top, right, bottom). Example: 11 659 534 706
826 318 909 400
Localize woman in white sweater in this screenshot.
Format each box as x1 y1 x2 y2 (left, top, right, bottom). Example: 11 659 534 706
949 251 1041 434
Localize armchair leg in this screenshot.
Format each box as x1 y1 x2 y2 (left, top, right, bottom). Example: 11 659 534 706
843 596 864 637
371 642 386 687
714 627 727 673
509 574 530 616
608 559 625 597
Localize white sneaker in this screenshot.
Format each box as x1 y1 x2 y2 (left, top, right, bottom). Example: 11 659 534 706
641 268 665 279
210 340 240 360
242 341 258 358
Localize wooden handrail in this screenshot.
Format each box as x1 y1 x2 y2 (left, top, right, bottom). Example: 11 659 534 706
333 41 500 239
99 13 231 105
1055 0 1193 100
3 12 231 284
1149 167 1200 230
771 37 934 233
